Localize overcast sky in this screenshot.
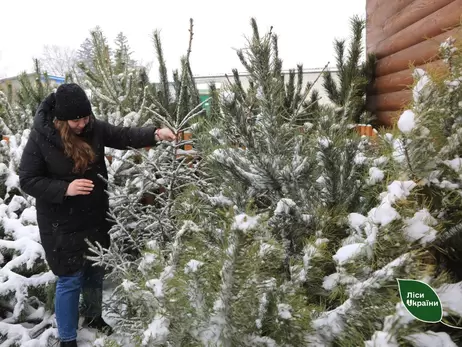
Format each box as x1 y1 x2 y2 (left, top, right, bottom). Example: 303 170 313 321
0 0 365 81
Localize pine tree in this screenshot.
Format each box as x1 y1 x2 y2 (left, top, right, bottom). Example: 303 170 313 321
77 27 148 118
320 15 376 124
16 59 55 118
86 19 208 343
90 17 373 346
95 19 462 347
76 26 104 74
113 32 136 73
0 59 54 136
0 131 58 346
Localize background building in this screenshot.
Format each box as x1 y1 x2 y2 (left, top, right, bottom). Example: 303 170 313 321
366 0 462 126
0 73 65 103
194 67 339 110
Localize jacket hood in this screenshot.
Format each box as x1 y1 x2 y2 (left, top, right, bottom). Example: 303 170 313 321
34 92 95 148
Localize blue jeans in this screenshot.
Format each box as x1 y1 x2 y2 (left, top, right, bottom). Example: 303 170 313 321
55 263 104 342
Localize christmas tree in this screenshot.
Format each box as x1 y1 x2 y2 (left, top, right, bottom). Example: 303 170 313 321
0 59 54 136
2 14 462 347
0 129 59 345
95 19 462 347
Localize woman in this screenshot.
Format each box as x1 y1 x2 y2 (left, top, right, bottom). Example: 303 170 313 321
19 83 175 346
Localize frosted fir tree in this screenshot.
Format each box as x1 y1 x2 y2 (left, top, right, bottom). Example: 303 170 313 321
75 27 156 195
0 65 61 345
0 60 54 136
0 130 59 346
15 59 56 118
77 27 152 120
94 20 462 347
309 37 462 346
319 15 376 124
86 17 376 346
86 19 209 344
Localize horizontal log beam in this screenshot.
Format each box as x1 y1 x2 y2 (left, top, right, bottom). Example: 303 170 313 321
367 0 414 29
369 0 455 52
375 27 461 76
366 0 380 15
372 59 447 94
372 0 462 57
367 90 412 112
367 0 415 51
375 111 402 127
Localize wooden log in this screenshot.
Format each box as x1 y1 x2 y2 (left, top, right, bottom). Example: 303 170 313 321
373 0 462 58
369 0 456 52
372 59 447 93
366 0 381 15
367 0 415 51
183 131 193 151
355 124 377 137
375 111 403 127
367 90 412 112
375 27 461 76
367 0 415 29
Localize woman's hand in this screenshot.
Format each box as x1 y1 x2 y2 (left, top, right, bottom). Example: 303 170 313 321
155 128 176 142
65 179 94 196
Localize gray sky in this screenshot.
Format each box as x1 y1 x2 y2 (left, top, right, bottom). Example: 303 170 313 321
0 0 365 81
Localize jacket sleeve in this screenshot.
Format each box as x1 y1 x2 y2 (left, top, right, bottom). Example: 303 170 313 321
19 136 69 204
99 120 158 150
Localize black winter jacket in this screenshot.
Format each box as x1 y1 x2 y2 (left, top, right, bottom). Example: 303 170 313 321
19 93 157 276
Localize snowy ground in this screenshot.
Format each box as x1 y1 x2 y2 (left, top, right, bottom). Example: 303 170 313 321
0 283 123 347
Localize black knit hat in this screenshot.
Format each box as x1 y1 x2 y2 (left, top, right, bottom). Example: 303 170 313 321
54 83 92 121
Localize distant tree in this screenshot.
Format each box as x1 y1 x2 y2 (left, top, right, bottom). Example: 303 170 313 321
39 44 77 77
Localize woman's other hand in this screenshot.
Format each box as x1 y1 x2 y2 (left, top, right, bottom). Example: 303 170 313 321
65 179 94 196
155 128 176 142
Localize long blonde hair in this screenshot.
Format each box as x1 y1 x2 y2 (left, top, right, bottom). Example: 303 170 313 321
54 119 95 174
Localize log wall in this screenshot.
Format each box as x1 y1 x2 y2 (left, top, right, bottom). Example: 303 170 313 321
366 0 462 126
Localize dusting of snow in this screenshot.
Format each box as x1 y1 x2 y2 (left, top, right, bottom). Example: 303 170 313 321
348 213 367 233
323 273 341 290
403 209 437 245
0 163 7 175
368 202 399 226
318 137 331 148
184 259 204 274
364 331 399 347
354 153 368 165
392 139 406 163
316 175 326 184
146 279 164 298
436 282 462 316
232 213 259 231
208 192 233 207
380 181 417 205
277 303 292 319
20 206 37 225
398 110 416 134
121 280 137 291
142 314 170 345
274 198 296 215
333 243 366 265
444 158 462 172
405 331 457 347
373 156 388 167
138 252 157 274
367 167 385 185
412 68 431 103
259 243 276 256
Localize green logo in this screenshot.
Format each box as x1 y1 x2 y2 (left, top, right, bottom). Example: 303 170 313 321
397 279 442 323
397 279 462 329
